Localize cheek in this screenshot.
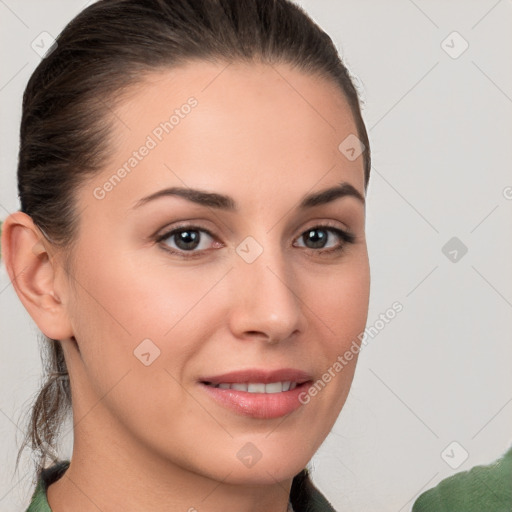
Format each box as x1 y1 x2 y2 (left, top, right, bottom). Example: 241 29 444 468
67 242 229 395
66 250 207 443
311 257 370 349
72 240 218 340
301 257 370 415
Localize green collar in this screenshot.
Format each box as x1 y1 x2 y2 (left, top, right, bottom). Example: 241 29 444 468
26 460 70 512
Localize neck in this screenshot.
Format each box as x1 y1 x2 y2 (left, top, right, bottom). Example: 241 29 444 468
47 409 294 512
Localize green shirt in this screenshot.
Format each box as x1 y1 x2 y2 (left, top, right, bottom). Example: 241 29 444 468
25 460 337 512
412 445 512 511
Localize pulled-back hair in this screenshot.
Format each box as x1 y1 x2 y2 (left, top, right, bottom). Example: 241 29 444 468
15 0 371 503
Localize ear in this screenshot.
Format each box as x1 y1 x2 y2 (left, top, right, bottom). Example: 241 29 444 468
1 211 74 341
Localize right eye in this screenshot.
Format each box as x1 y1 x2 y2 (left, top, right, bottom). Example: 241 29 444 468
155 225 220 258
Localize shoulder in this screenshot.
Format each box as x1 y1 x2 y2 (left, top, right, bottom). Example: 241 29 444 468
412 446 512 512
25 460 70 512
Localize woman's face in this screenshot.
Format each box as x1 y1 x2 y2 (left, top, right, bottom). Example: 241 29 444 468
60 61 370 484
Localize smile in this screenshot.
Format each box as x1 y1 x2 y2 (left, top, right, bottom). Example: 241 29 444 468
198 368 313 418
203 381 298 392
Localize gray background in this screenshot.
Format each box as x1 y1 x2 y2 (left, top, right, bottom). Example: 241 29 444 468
1 0 511 510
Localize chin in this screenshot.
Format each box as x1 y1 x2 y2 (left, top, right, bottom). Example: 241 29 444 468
214 443 313 485
218 461 308 486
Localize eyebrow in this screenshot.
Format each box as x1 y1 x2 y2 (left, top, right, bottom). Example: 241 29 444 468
132 181 365 211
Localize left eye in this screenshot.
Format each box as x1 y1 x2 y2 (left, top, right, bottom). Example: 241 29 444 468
294 225 351 251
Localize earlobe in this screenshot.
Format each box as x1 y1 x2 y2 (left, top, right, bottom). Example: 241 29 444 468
1 211 74 341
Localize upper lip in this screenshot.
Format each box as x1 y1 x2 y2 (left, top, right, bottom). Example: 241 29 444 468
200 368 313 385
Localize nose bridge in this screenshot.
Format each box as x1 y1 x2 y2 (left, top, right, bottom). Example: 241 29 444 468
228 235 306 342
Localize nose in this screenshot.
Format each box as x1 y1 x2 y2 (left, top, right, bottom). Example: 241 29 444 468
227 243 308 344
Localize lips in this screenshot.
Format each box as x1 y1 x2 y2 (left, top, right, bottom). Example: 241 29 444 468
198 368 314 419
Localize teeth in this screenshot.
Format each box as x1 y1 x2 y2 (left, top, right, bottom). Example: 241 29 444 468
209 381 299 393
264 382 283 393
248 383 266 393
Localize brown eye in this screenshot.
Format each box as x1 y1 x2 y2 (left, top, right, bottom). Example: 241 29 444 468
301 228 330 249
294 225 355 255
167 229 202 251
156 225 217 257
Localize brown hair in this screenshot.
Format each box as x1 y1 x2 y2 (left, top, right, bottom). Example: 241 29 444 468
15 0 371 503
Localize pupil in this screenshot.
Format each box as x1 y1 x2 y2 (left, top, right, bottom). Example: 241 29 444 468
177 230 199 250
306 229 326 248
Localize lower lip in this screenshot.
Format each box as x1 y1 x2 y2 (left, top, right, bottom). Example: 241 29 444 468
199 382 312 419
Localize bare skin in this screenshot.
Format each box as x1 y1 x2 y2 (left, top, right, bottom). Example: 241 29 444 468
3 60 370 512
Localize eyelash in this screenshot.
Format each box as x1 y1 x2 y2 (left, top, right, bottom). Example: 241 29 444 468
154 222 356 259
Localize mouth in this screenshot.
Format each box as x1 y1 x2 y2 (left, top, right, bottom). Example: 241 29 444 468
201 380 302 392
198 368 313 419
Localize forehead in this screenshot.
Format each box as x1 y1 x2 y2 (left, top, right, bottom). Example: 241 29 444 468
83 60 365 212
